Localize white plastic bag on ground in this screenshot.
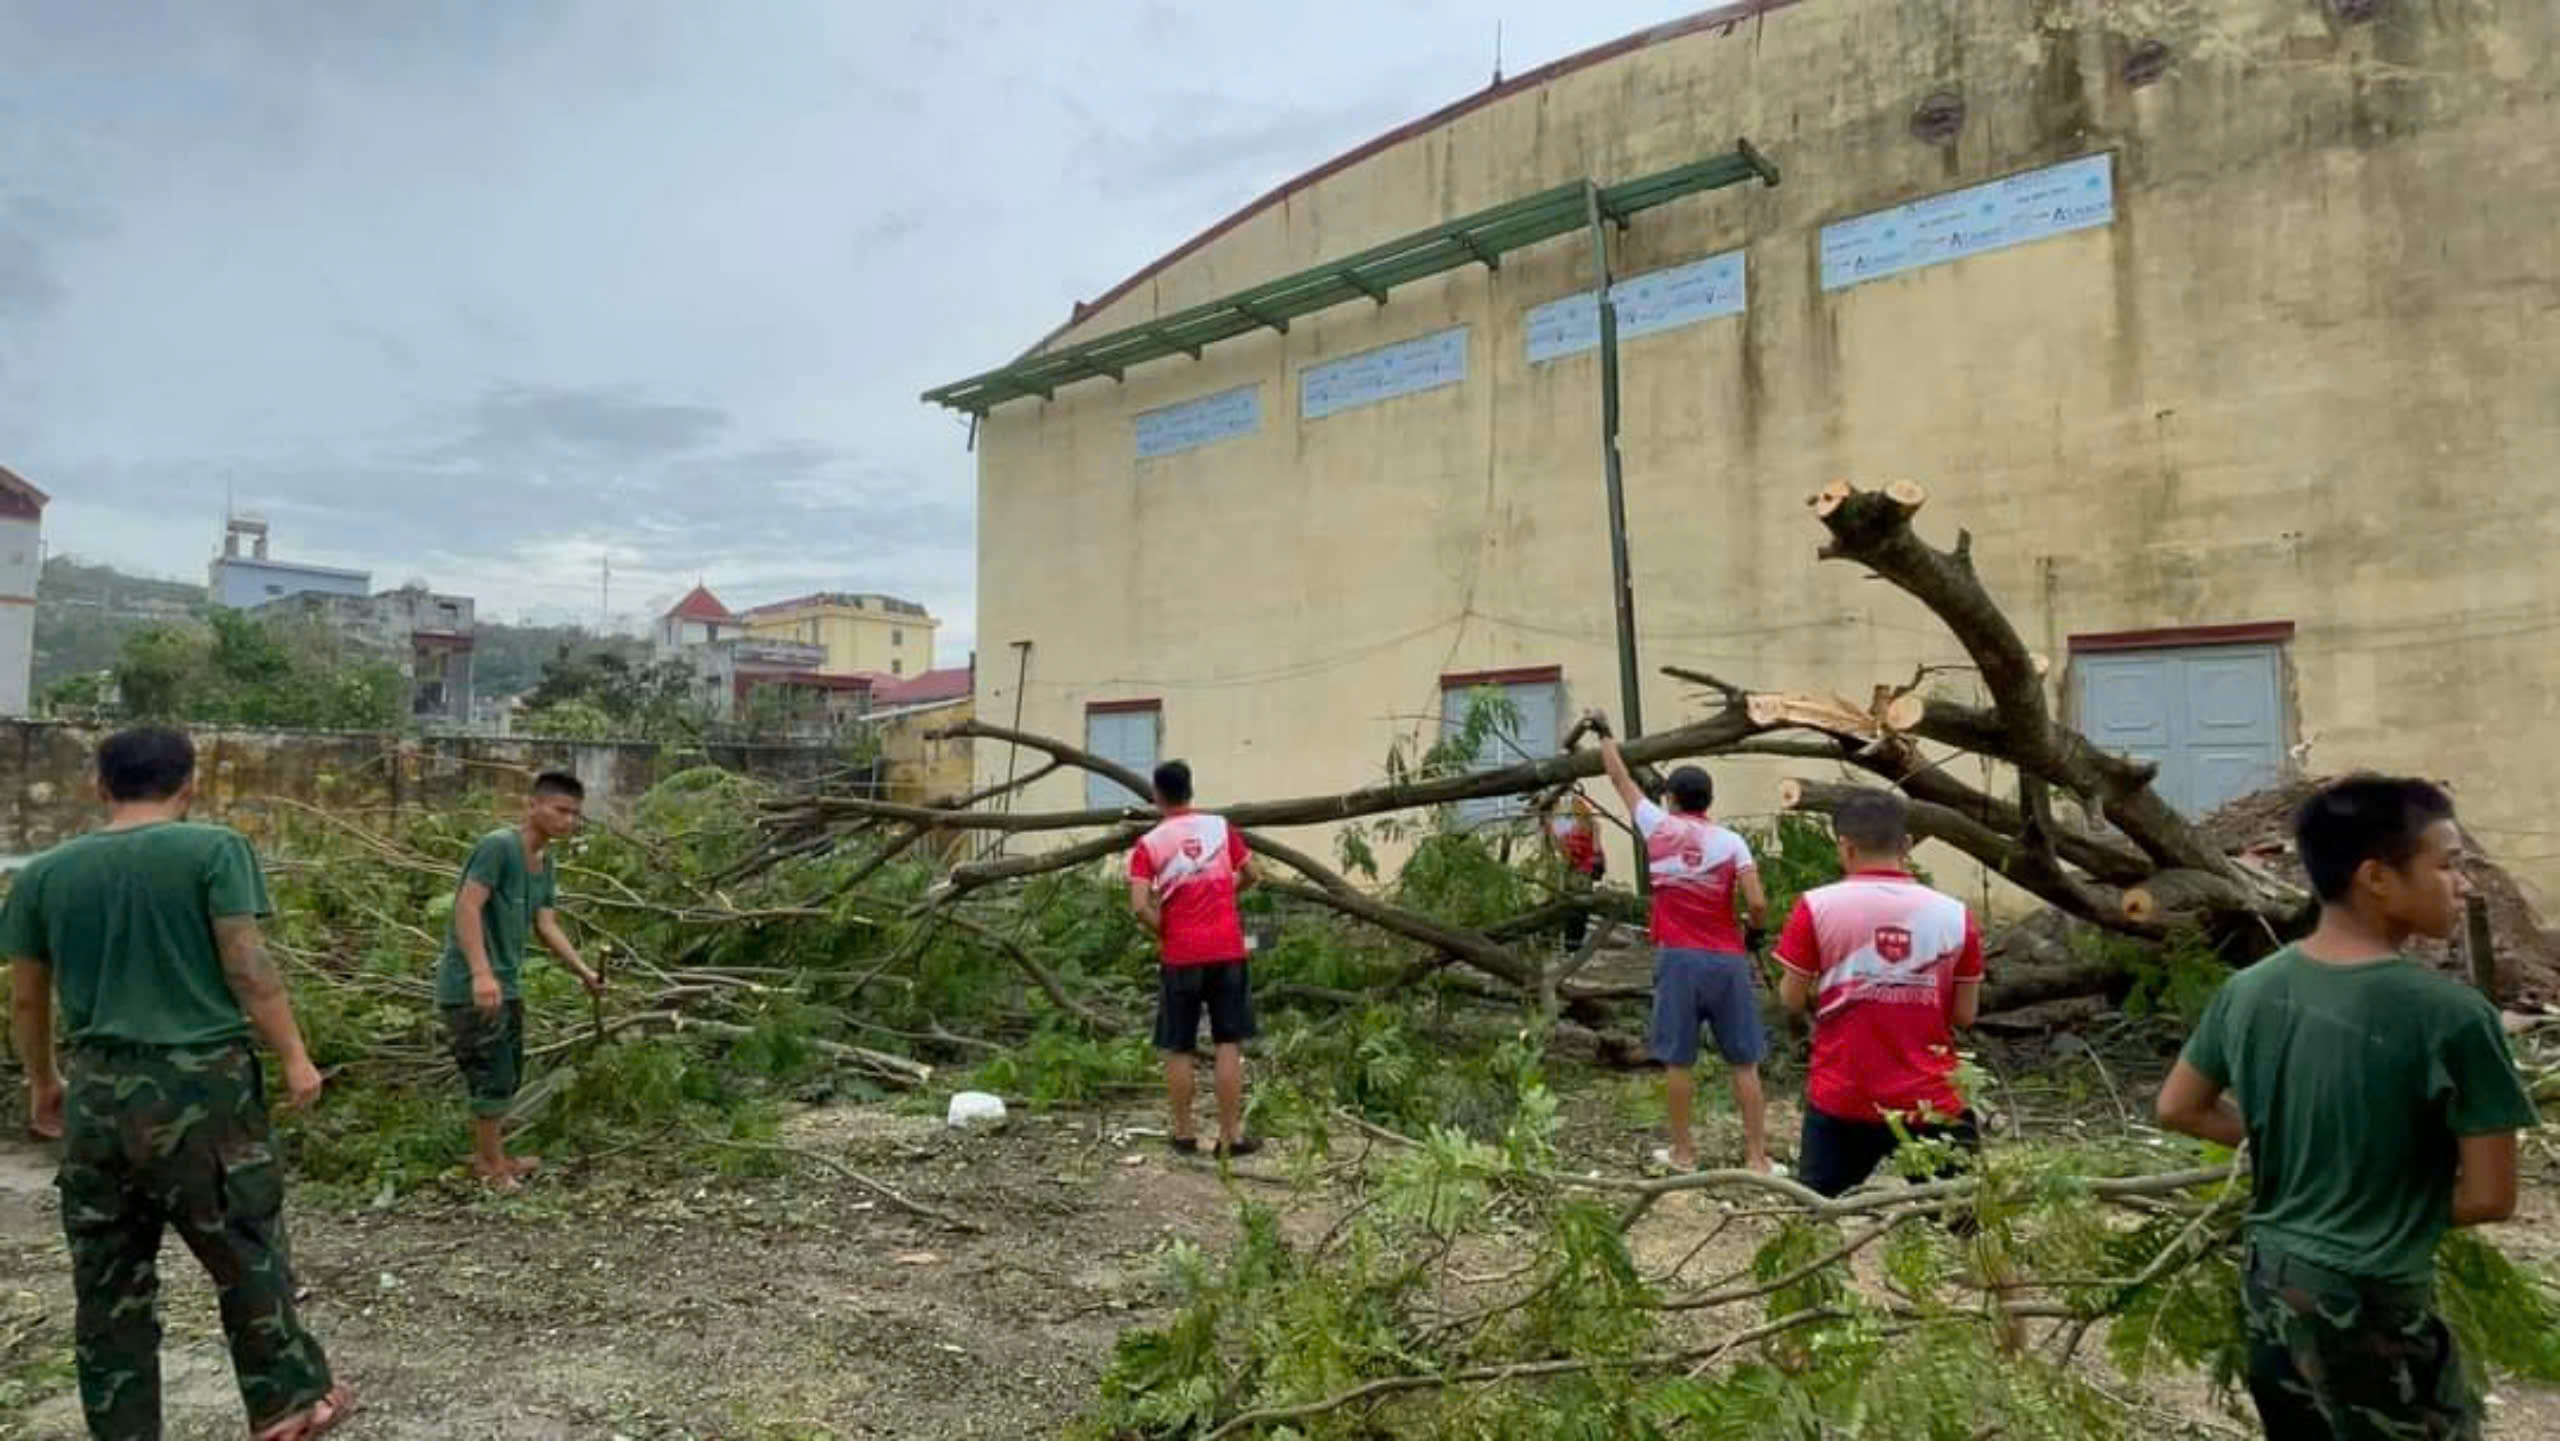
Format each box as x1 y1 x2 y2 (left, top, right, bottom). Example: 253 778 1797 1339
945 1091 1007 1128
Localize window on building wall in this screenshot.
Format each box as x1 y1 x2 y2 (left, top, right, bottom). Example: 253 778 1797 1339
1084 701 1161 809
893 628 904 646
1440 667 1566 829
2069 623 2292 817
892 659 903 675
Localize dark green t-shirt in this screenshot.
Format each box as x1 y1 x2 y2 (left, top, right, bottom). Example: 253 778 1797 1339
0 821 272 1047
434 828 558 1007
2182 945 2540 1284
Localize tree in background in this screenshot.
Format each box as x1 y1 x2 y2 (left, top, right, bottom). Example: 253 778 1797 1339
107 611 406 731
520 645 709 741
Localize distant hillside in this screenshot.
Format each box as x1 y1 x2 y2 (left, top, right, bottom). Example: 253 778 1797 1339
31 554 654 701
35 555 209 687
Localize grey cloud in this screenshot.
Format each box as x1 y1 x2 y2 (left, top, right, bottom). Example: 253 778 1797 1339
428 384 734 467
0 183 112 322
11 0 1691 648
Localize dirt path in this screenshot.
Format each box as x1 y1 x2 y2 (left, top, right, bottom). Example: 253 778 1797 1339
0 1108 1306 1441
7 1091 2557 1440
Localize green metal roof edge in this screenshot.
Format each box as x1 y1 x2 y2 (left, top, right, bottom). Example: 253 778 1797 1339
923 140 1775 413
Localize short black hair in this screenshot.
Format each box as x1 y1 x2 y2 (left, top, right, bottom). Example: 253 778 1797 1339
98 727 196 803
531 770 585 801
1833 788 1910 853
1666 765 1713 813
2294 776 2454 902
1152 759 1193 806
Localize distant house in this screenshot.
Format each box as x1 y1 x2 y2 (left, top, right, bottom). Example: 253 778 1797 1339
208 514 369 609
654 583 739 658
653 587 870 733
254 584 478 727
865 663 973 713
0 465 49 716
738 591 938 678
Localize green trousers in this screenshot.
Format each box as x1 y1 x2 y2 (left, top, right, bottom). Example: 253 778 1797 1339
57 1041 335 1439
2243 1245 2477 1441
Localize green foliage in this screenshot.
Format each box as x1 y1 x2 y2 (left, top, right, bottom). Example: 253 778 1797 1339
1729 812 1851 921
109 611 406 730
520 698 616 739
2116 927 2227 1026
974 1027 1156 1107
1393 830 1536 931
2437 1228 2560 1385
525 645 710 740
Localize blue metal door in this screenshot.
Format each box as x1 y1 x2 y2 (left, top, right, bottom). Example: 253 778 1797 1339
2071 644 2284 816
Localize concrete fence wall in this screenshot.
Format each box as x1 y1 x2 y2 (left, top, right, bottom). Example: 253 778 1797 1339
0 721 867 856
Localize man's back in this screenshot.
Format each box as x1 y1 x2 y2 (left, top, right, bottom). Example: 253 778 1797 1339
2185 947 2533 1284
5 821 263 1048
1131 810 1247 964
1635 802 1751 950
1776 870 1980 1123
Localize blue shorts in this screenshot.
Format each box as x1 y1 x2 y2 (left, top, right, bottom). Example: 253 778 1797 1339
1649 948 1767 1067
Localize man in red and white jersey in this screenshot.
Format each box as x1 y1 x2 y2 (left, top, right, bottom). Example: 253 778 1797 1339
1774 787 1986 1197
1538 790 1605 955
1127 759 1261 1159
1592 716 1772 1173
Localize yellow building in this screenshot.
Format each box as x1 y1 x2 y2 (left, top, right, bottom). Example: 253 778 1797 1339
739 593 938 678
934 0 2560 905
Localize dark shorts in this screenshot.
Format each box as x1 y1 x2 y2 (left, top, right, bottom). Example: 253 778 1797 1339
1797 1105 1981 1201
1155 961 1255 1052
1649 948 1766 1067
444 999 525 1117
2243 1246 2477 1440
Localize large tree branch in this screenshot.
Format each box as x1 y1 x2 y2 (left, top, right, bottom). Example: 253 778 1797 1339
1778 778 2135 931
937 910 1126 1034
795 706 1772 838
1809 481 2249 884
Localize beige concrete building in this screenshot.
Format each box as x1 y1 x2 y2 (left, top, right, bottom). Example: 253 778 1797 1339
740 592 938 678
941 0 2560 905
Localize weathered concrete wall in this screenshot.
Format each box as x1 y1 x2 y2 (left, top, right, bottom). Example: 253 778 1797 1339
0 723 856 855
874 697 975 807
973 0 2560 906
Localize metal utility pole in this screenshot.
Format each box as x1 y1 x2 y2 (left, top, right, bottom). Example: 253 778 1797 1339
1585 183 1644 744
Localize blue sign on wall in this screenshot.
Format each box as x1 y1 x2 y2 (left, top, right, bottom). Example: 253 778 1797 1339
1300 326 1469 420
1134 383 1260 459
1819 152 2115 292
1525 250 1747 365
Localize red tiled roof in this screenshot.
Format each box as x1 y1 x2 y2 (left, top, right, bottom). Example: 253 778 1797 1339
1039 1 1804 352
871 666 972 707
665 584 733 623
0 464 50 518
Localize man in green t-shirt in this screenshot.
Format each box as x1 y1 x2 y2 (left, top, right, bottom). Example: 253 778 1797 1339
5 727 353 1440
435 770 603 1188
2156 776 2538 1440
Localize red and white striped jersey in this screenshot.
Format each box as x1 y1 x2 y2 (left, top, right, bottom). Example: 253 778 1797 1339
1128 810 1249 966
1774 869 1985 1123
1633 800 1754 952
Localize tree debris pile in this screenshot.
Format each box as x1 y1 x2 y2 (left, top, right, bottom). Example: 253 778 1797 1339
2199 778 2560 1006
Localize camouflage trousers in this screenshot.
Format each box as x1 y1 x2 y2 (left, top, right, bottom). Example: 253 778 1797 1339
58 1040 335 1440
2243 1245 2477 1441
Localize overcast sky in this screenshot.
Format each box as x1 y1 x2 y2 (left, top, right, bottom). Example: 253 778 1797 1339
2 0 1701 660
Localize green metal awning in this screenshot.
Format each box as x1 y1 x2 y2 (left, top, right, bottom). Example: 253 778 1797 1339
923 141 1779 414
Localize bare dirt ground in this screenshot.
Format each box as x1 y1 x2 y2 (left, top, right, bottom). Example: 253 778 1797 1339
5 1068 2558 1441
0 1106 1286 1441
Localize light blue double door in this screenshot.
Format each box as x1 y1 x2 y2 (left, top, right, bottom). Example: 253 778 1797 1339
2071 643 2286 817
